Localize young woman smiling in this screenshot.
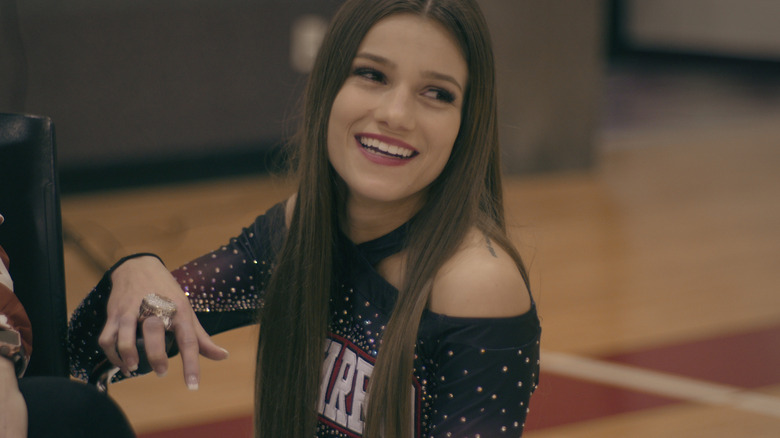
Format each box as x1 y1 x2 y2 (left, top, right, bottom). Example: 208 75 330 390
68 1 541 437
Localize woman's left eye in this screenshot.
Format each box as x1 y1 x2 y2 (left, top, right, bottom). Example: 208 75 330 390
423 88 456 104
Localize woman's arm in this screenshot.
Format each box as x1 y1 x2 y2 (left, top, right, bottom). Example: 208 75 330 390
0 356 27 438
68 202 288 388
422 311 540 436
424 229 540 436
102 254 229 389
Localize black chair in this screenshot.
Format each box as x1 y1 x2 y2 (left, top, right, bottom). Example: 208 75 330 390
0 112 69 377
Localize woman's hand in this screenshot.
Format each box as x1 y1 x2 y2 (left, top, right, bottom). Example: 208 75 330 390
0 357 27 438
97 256 228 390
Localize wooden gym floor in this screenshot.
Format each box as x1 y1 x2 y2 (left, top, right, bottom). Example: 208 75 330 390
60 59 780 437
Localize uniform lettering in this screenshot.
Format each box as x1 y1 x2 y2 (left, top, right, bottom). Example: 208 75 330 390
318 339 343 414
318 335 374 435
318 334 417 437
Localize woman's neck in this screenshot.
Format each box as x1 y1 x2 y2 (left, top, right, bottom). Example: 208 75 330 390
344 192 424 244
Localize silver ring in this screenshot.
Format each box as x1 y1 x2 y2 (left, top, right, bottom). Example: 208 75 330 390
138 293 177 331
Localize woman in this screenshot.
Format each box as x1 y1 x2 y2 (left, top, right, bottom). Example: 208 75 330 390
69 1 541 437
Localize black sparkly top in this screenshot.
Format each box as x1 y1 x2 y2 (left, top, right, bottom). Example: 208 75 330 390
68 202 541 437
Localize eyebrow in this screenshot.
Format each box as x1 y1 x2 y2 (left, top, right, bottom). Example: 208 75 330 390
354 52 464 93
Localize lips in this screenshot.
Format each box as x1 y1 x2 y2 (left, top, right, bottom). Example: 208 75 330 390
357 135 418 159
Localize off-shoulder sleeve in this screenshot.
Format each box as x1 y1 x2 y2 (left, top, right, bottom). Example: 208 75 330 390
420 306 541 438
68 202 287 381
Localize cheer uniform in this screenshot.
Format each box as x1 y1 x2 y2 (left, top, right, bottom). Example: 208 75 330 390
69 202 541 437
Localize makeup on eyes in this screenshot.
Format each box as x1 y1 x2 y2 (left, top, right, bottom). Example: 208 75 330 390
351 62 459 104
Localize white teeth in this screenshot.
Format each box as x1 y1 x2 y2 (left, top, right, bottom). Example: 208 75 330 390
359 136 414 158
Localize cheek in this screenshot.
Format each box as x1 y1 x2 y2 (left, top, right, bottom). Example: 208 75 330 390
329 86 364 128
425 116 460 180
327 91 350 157
437 115 461 160
328 94 345 137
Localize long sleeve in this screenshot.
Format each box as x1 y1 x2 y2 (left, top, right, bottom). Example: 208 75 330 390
68 202 287 381
0 244 32 376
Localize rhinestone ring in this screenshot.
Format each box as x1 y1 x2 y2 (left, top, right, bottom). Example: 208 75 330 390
138 293 177 331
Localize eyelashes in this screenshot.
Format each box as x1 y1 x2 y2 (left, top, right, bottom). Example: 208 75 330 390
351 66 458 104
353 67 386 83
425 88 455 104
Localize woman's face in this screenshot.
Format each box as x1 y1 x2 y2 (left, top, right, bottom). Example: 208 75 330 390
327 13 467 209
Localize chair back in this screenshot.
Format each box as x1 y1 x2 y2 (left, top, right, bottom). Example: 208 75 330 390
0 112 69 377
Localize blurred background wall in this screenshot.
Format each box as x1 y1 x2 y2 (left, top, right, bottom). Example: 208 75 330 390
620 0 780 60
1 0 339 186
1 0 778 190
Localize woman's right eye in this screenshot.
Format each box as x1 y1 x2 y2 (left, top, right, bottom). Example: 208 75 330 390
353 67 385 83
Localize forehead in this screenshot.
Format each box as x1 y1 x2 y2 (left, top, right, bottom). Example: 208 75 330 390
356 14 467 82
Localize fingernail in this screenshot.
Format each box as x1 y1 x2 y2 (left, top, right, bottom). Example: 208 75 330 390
155 368 167 377
219 347 230 357
186 375 199 391
128 363 138 372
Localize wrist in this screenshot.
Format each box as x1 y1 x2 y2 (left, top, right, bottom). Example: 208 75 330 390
0 327 26 377
108 253 165 284
0 353 19 383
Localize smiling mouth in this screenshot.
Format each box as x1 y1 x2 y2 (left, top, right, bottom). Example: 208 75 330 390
358 136 418 159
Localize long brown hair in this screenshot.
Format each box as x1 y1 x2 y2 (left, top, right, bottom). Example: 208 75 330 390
255 1 529 437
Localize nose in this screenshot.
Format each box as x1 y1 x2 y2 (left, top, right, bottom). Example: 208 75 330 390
375 86 415 131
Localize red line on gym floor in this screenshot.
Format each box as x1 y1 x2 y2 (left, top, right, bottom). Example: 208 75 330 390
138 324 780 436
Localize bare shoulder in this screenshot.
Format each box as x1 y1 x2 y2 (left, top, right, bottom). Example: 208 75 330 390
428 228 531 318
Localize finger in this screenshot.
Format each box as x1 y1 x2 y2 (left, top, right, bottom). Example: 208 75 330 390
141 317 169 376
173 320 201 390
98 321 123 367
116 313 140 375
194 323 229 361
